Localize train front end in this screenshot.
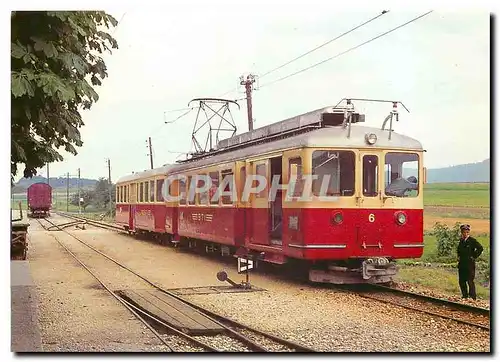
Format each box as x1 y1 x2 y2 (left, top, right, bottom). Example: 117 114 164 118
285 127 424 284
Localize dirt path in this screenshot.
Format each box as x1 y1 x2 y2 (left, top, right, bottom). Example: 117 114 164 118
424 215 490 234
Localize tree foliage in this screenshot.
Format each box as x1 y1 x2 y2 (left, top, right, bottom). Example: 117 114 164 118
70 189 95 211
70 178 115 211
93 177 115 208
11 11 118 182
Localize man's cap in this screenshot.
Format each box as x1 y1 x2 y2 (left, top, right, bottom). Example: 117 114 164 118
460 224 471 231
407 176 417 183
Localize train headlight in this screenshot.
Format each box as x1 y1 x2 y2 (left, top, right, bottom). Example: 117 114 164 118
395 212 407 225
332 212 343 225
365 133 377 145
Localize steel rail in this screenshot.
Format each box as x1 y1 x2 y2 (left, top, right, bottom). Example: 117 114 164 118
46 218 315 352
45 232 174 351
370 284 490 316
340 284 490 331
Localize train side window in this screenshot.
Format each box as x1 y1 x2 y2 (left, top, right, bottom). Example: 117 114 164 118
209 171 219 205
179 179 187 205
169 179 179 202
363 155 379 197
157 179 165 202
288 158 303 197
221 169 234 205
312 150 355 197
116 187 120 203
187 176 195 205
256 164 267 198
120 186 123 203
139 183 144 202
198 175 208 205
144 181 149 203
150 180 155 202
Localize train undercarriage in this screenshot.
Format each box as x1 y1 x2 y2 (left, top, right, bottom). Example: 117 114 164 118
28 209 51 218
129 228 398 284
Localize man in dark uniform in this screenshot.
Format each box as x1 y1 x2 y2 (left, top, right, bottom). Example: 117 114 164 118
457 224 483 299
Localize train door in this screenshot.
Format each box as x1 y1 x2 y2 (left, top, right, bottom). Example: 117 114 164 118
356 152 384 254
235 161 247 246
246 159 270 245
130 183 137 231
269 156 283 246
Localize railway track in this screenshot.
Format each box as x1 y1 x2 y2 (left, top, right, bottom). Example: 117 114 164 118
343 284 490 331
54 212 124 232
45 213 491 332
36 216 317 352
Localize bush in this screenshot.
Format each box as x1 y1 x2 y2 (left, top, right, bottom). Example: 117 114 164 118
432 221 461 259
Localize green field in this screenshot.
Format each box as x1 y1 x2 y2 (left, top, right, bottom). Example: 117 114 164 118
423 182 490 208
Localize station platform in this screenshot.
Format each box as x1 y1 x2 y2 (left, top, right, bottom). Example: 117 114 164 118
11 261 42 352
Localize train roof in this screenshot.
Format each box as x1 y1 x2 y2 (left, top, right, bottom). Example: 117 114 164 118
117 105 423 181
27 182 52 190
167 123 423 174
116 164 173 184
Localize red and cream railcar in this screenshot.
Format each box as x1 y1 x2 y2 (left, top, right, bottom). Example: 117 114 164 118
115 166 174 237
116 106 425 283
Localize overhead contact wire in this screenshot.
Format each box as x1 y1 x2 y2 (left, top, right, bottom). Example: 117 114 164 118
259 10 390 79
259 10 433 89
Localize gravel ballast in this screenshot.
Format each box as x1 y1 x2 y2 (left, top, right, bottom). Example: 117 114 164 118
26 214 490 352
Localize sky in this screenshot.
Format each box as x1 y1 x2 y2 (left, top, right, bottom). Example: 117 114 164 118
9 3 492 182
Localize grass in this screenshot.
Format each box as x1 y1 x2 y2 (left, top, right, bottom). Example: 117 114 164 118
423 183 490 208
395 266 490 299
418 234 490 262
424 207 490 220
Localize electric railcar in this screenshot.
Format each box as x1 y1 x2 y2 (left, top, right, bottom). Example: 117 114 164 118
115 105 425 284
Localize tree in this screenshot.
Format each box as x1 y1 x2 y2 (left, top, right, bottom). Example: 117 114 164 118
71 189 95 211
11 11 118 183
94 177 115 208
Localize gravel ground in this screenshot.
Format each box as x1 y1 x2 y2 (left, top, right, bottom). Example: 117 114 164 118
26 214 490 352
393 280 490 309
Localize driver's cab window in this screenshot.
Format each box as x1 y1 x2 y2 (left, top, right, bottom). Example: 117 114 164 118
384 153 419 197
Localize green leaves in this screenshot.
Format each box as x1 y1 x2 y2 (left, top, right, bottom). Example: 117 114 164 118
32 37 59 58
11 42 27 59
11 71 35 98
11 11 119 180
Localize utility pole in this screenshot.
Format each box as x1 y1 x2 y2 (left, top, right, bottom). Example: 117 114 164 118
107 158 112 215
240 74 256 131
148 137 154 169
66 172 69 212
78 168 81 214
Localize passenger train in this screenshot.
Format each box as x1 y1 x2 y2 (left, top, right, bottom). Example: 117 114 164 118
115 104 425 284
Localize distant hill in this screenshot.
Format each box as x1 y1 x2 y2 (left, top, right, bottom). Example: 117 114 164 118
426 159 490 183
12 176 98 193
404 159 490 183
